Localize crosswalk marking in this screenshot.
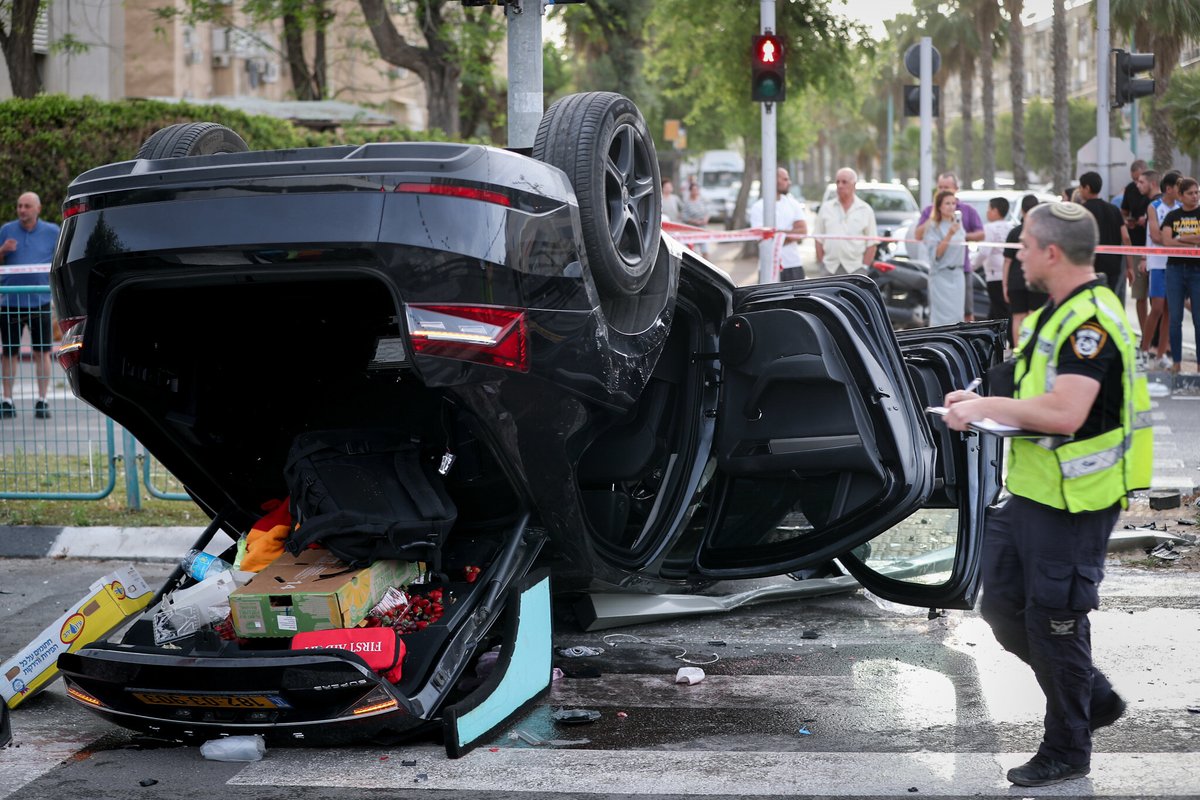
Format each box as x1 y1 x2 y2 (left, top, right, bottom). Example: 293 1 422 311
230 747 1200 795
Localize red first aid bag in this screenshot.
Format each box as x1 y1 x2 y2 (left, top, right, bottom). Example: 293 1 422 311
290 628 406 683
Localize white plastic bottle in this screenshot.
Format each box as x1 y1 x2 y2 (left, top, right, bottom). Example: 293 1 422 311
180 549 232 582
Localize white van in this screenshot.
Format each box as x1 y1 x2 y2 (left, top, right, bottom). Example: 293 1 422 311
695 150 745 224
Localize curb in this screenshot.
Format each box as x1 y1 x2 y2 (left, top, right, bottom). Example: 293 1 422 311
0 526 205 561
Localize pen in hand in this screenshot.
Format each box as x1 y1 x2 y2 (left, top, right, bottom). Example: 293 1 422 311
962 377 982 394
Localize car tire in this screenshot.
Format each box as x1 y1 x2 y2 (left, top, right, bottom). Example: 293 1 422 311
136 122 249 160
533 92 662 299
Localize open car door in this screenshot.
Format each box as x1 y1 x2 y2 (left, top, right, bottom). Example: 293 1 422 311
694 276 1005 610
836 320 1007 609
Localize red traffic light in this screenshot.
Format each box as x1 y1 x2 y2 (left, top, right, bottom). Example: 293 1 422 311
756 36 780 65
751 34 786 103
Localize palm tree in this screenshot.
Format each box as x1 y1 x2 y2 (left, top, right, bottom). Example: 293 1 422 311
973 0 1005 189
1051 0 1070 193
1112 0 1200 170
921 1 977 182
1003 0 1029 189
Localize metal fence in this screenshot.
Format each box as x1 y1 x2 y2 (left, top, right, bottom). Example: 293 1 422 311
0 287 187 506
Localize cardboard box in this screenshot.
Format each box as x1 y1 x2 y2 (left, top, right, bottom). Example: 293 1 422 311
2 565 153 708
229 550 423 638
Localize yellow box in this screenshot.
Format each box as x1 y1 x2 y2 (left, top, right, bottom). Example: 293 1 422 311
229 549 423 638
2 565 153 708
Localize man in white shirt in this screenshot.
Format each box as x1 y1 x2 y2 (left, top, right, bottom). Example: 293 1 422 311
749 167 808 281
814 168 878 275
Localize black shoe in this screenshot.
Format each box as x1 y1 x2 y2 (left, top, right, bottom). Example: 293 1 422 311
1007 754 1090 787
34 400 50 419
1091 692 1127 731
0 400 13 419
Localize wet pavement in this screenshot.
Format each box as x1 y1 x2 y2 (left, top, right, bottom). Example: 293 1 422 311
3 556 1200 799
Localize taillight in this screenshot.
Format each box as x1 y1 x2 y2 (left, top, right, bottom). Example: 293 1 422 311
62 199 90 219
405 304 529 373
67 685 104 707
56 316 86 371
394 182 512 207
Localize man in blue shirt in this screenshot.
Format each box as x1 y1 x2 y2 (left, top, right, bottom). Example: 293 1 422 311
0 192 60 419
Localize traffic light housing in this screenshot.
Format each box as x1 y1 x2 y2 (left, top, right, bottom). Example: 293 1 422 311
751 34 785 103
903 85 940 117
1114 49 1155 107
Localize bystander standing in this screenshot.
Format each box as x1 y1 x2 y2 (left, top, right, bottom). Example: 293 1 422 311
1077 171 1132 301
813 167 877 276
0 192 59 419
749 167 808 281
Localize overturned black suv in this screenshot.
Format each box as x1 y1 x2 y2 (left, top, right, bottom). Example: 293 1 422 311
49 93 1006 755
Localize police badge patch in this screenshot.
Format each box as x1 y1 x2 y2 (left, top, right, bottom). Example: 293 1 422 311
1070 323 1107 359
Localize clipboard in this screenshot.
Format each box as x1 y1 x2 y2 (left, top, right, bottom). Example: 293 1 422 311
925 406 1048 438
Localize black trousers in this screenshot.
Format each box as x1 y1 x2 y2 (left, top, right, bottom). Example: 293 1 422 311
979 494 1121 766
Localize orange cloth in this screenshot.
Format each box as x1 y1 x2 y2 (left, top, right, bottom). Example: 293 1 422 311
241 498 292 572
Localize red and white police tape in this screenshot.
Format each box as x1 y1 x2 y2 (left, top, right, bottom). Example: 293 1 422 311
661 221 1200 259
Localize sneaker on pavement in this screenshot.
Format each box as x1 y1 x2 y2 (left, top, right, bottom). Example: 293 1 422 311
1091 692 1126 731
34 399 50 419
0 400 14 419
1006 754 1090 787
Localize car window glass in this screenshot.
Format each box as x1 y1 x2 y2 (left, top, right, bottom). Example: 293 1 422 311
861 191 918 213
850 509 962 587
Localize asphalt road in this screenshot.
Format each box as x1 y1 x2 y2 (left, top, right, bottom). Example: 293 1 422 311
3 550 1200 799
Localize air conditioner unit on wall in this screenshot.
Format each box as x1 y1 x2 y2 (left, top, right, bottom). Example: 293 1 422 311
212 53 232 68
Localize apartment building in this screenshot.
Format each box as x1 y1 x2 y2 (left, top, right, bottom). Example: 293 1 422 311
1 0 435 130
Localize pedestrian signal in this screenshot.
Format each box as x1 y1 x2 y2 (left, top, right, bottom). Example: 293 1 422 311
751 34 786 103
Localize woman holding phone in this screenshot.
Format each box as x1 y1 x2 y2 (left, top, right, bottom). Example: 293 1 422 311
923 190 967 326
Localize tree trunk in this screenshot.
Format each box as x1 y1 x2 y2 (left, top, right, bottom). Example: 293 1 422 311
1150 37 1182 172
359 0 461 137
1051 0 1071 193
960 60 975 188
283 14 317 101
1006 0 1028 189
936 93 948 175
425 63 460 140
979 15 996 190
0 0 41 98
314 0 328 100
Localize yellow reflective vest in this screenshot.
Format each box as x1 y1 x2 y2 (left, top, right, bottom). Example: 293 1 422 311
1006 283 1153 512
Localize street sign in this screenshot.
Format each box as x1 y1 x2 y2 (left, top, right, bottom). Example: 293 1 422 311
904 43 940 78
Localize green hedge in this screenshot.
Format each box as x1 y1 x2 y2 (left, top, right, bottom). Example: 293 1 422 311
0 95 448 224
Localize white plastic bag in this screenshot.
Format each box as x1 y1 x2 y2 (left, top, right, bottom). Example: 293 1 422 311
200 734 266 762
674 666 705 685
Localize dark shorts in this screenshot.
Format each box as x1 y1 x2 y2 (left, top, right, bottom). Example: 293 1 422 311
2 304 53 353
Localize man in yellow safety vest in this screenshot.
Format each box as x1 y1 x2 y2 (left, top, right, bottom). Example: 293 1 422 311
943 201 1152 788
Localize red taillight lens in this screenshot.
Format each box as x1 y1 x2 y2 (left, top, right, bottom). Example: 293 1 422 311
405 304 529 373
56 316 86 371
62 199 90 219
394 182 512 207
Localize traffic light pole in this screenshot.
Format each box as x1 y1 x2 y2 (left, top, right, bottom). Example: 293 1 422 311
506 0 544 149
757 0 777 286
919 37 933 211
1097 0 1110 184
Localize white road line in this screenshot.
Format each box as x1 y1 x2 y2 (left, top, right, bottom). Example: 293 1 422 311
229 747 1200 795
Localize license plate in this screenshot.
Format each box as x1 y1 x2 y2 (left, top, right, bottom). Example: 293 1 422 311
132 692 290 709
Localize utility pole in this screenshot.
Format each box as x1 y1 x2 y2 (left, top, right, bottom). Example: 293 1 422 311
1097 0 1110 188
506 0 544 149
919 37 934 210
757 0 778 285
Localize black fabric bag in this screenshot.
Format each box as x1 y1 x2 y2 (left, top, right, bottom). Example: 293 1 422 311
283 430 456 568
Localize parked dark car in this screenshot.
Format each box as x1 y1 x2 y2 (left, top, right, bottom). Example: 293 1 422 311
47 93 1006 754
